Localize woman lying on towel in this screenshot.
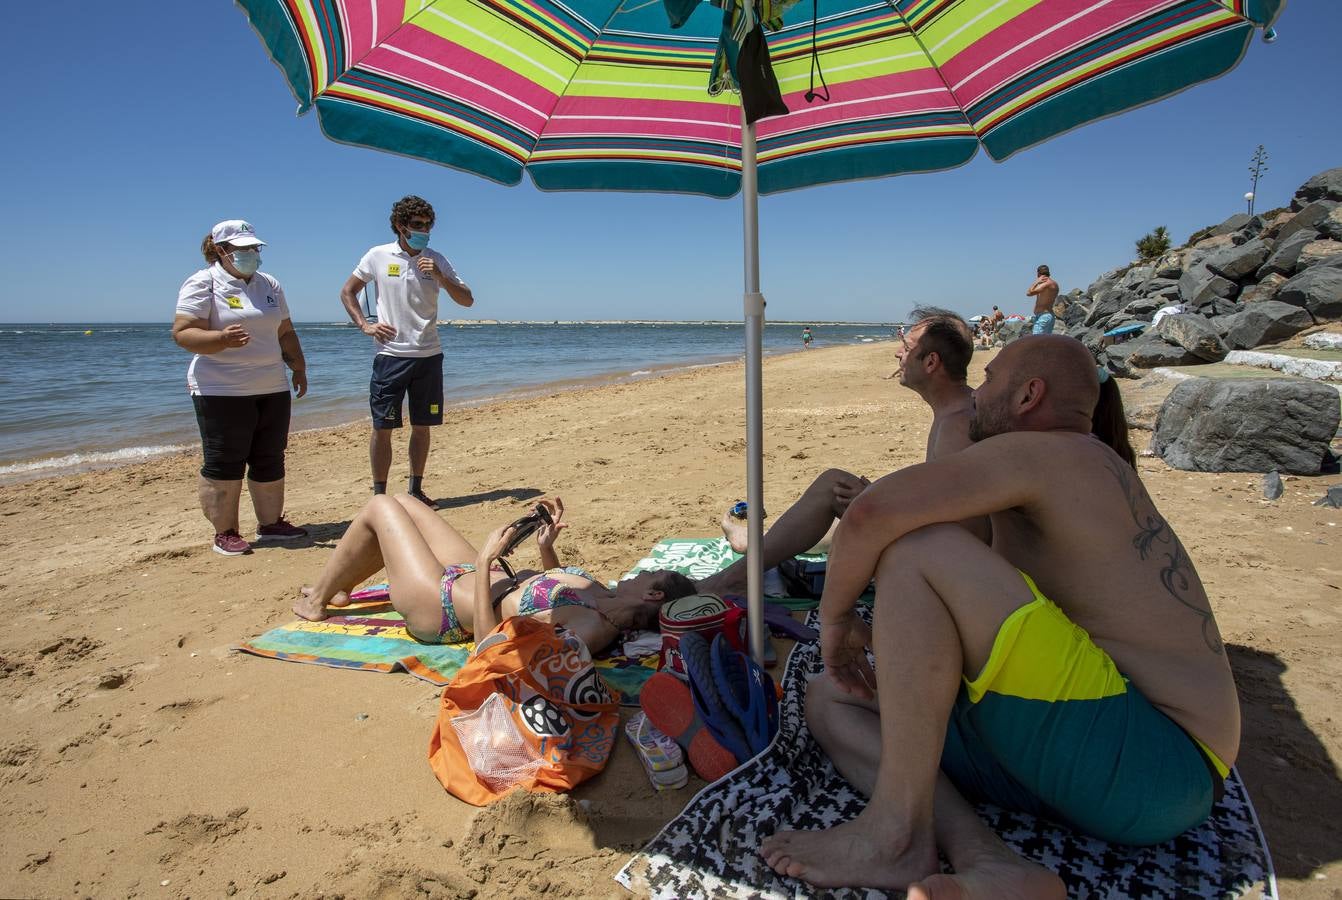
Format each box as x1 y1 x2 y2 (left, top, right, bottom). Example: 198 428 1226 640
294 495 696 653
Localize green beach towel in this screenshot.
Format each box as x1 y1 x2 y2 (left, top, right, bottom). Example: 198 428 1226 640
626 537 870 609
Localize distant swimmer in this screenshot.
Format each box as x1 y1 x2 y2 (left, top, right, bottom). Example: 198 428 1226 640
172 219 309 557
339 195 475 509
1027 264 1060 334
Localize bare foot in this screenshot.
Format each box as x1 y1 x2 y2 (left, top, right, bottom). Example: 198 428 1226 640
328 589 352 608
759 817 937 889
720 511 748 555
293 586 332 622
908 847 1064 900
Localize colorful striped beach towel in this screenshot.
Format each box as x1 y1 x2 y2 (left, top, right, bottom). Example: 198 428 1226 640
235 538 834 698
235 585 659 705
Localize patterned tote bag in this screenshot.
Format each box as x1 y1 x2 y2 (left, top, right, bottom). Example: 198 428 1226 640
428 617 619 806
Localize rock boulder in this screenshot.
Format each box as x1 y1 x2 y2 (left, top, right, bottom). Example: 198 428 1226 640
1239 273 1287 305
1298 239 1342 270
1319 207 1342 242
1154 252 1184 279
1276 267 1342 321
1155 314 1228 362
1257 229 1317 279
1203 238 1272 281
1111 332 1202 368
1219 301 1315 349
1178 263 1237 306
996 319 1028 344
1278 200 1338 242
1293 167 1342 207
1152 378 1341 474
1084 288 1132 327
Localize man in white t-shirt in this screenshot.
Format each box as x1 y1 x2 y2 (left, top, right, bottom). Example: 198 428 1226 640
340 196 475 507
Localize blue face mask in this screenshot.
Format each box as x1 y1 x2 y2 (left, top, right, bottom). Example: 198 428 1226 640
405 230 431 251
230 249 261 276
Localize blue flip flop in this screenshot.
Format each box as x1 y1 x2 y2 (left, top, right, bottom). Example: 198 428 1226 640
677 632 752 764
710 632 778 757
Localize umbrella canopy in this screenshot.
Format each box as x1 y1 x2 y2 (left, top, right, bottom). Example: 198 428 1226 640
241 0 1281 198
238 0 1281 662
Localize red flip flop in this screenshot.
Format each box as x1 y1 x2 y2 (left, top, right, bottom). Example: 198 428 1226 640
640 672 740 782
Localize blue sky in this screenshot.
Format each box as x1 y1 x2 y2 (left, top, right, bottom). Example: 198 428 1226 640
0 2 1336 324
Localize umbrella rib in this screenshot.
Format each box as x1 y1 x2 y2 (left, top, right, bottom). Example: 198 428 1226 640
524 0 735 172
886 0 982 151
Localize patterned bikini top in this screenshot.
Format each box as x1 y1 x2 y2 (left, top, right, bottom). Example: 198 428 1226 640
514 567 602 617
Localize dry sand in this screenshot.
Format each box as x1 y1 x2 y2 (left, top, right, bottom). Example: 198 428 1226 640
1 342 1340 898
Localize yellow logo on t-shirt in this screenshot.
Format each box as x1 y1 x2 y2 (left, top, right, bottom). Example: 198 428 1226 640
225 296 244 309
430 404 439 414
387 263 402 277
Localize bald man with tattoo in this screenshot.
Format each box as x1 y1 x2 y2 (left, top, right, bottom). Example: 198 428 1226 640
760 335 1239 898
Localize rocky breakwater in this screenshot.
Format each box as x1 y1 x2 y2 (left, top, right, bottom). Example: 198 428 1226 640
1052 166 1342 474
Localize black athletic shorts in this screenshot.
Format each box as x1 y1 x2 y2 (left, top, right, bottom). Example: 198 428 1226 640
370 353 444 429
192 391 292 482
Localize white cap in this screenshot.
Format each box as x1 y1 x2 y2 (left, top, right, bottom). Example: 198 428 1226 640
210 220 266 248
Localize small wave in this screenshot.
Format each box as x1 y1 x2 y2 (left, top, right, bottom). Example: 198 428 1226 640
0 444 188 478
860 338 875 343
630 369 652 377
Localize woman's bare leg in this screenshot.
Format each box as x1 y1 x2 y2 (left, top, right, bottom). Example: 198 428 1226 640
390 494 478 564
294 495 445 638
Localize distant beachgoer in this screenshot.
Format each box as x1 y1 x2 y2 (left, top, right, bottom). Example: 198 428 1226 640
760 336 1234 897
293 496 695 654
172 220 309 557
701 307 987 598
1027 264 1060 334
802 326 814 349
339 196 475 509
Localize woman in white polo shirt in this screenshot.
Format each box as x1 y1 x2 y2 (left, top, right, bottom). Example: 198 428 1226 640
172 220 310 556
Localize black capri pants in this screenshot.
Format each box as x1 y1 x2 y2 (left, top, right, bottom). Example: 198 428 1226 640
192 391 292 482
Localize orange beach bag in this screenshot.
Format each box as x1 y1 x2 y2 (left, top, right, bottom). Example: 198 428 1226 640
428 617 620 806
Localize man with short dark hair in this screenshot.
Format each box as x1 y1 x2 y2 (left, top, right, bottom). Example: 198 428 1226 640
1027 264 1060 334
761 335 1238 897
340 196 476 507
702 307 984 596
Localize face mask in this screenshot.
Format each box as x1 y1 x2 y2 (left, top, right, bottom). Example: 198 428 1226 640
230 249 260 276
405 230 430 251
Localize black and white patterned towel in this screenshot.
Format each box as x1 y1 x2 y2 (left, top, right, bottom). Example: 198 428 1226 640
616 612 1275 899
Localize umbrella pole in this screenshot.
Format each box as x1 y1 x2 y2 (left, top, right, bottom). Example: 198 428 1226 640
741 108 766 665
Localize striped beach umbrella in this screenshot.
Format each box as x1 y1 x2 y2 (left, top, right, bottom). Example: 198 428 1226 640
240 0 1282 198
238 0 1282 660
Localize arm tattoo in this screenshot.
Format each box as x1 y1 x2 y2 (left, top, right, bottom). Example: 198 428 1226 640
1105 457 1222 655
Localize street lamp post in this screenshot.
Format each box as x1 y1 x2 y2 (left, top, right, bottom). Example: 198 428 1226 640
1244 191 1255 216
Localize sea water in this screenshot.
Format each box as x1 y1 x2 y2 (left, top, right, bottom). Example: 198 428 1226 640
0 322 893 481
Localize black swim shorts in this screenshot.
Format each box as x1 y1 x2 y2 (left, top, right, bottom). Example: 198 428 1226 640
370 353 444 429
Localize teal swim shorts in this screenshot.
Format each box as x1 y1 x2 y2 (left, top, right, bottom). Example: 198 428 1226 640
939 573 1228 846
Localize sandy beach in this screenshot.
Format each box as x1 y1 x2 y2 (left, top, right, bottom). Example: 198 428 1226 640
2 341 1340 898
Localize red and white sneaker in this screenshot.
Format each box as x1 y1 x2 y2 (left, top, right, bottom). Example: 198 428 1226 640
213 530 252 556
255 516 309 542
